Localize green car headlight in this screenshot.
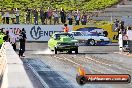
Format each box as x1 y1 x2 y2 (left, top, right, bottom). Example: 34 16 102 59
57 42 61 45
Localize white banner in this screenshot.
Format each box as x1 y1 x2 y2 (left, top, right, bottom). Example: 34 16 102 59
0 25 73 41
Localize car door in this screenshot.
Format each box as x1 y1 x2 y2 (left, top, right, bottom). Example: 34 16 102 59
72 32 87 43
90 33 100 41
72 32 83 40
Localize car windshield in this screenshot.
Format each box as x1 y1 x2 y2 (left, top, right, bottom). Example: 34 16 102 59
55 33 73 39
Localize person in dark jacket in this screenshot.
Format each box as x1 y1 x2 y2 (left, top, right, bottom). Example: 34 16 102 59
40 8 44 25
33 9 38 25
19 28 27 57
60 9 66 24
3 30 9 42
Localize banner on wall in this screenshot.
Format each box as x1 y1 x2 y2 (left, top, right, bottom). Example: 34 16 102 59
0 24 118 42
0 25 73 41
73 24 118 43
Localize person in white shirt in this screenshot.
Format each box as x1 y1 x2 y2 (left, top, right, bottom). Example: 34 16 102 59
126 27 132 53
5 10 10 24
9 30 17 51
11 8 16 24
53 10 59 25
15 8 20 24
67 11 73 25
74 10 80 25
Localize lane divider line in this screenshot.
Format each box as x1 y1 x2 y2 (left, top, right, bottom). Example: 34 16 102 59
26 60 50 88
53 55 105 74
85 56 111 66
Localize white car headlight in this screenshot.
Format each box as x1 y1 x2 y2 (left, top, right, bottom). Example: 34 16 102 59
75 43 79 46
57 42 61 45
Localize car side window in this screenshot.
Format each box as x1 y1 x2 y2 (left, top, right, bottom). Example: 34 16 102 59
74 32 82 36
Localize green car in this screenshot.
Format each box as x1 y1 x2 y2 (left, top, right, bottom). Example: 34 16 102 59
48 32 79 54
0 33 5 45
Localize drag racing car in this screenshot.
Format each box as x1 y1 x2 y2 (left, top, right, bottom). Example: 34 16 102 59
69 31 110 46
48 32 79 54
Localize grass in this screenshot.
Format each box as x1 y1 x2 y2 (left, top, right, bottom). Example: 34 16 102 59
0 0 119 24
0 0 119 11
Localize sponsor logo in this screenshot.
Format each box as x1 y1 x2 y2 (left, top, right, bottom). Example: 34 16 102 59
30 26 42 40
30 26 63 40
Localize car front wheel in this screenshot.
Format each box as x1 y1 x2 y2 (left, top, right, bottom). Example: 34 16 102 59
68 50 72 54
88 39 95 46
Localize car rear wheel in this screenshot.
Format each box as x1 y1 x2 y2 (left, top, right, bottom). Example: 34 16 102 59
88 39 95 46
76 75 86 85
75 48 78 54
54 48 57 54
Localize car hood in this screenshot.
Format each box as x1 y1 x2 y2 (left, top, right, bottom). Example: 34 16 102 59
60 36 72 42
59 36 78 43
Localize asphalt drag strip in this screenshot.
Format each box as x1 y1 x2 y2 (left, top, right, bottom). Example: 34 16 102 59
23 43 132 88
25 58 74 88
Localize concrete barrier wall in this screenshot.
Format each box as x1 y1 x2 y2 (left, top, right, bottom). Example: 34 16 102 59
0 43 7 88
0 42 34 88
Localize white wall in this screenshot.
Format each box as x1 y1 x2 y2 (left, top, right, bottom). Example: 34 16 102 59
0 25 73 41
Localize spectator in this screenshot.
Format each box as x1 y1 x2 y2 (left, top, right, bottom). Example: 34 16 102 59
15 8 20 24
47 8 53 25
1 8 5 24
11 8 16 24
53 10 59 25
120 21 125 34
33 9 38 25
60 8 66 24
9 31 17 51
126 27 132 53
67 11 73 25
0 28 5 34
44 11 47 24
75 13 80 25
123 33 128 47
19 28 27 57
81 12 87 25
3 31 9 42
114 19 119 31
5 10 10 24
25 8 31 24
40 8 45 25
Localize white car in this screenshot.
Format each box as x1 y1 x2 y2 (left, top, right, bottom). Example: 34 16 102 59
69 31 111 45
